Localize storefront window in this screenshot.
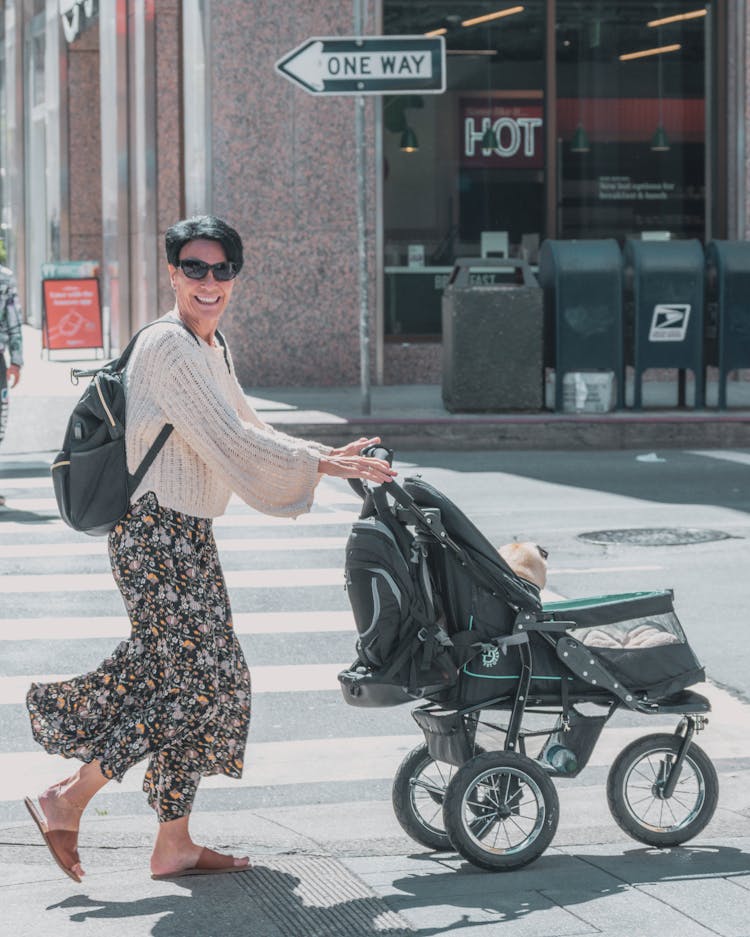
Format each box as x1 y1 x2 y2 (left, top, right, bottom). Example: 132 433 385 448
383 2 545 338
557 1 709 241
382 0 712 340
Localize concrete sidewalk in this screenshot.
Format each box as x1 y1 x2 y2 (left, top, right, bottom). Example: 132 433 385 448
5 324 750 453
2 801 749 936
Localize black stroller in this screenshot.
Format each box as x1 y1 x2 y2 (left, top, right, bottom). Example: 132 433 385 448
338 451 718 872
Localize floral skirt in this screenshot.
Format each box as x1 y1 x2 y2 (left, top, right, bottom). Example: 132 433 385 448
26 492 251 821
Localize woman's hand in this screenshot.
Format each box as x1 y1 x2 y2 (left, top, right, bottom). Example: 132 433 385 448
328 436 383 459
317 452 397 485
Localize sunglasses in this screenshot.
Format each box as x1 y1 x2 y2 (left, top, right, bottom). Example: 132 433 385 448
536 545 549 560
177 258 238 281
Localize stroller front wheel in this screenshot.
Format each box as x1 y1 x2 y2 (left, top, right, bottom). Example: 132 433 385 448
607 732 719 847
442 751 560 871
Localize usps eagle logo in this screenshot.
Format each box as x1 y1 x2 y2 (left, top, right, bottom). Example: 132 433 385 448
649 304 691 342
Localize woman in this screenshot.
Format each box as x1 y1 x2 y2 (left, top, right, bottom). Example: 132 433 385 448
25 216 396 882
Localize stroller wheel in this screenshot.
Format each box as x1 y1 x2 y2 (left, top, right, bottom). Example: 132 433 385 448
392 743 484 851
442 751 559 872
607 732 719 847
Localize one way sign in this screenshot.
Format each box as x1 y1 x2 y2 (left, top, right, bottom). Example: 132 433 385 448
275 36 446 96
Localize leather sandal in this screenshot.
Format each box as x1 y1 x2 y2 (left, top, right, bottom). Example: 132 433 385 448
24 796 83 883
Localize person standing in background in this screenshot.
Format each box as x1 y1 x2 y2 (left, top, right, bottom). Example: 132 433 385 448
0 263 23 507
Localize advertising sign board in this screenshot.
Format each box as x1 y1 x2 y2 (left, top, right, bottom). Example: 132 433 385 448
42 278 103 351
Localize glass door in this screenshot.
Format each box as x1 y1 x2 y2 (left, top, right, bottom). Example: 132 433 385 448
555 1 710 242
382 1 546 339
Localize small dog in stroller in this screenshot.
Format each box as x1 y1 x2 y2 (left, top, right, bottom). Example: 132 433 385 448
339 447 718 872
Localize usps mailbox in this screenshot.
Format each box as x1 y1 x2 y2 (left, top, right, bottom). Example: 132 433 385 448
624 239 705 409
537 239 624 411
705 240 750 409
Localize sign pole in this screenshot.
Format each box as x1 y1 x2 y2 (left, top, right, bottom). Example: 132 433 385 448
354 0 370 415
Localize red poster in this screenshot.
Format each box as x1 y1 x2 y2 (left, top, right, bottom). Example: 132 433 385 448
460 98 544 169
42 278 103 350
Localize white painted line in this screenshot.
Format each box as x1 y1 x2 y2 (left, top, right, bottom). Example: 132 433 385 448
0 611 356 641
0 735 418 802
0 567 345 594
550 565 662 574
687 450 750 467
0 536 347 560
5 489 361 513
2 663 352 705
1 682 747 803
0 476 53 490
0 510 357 534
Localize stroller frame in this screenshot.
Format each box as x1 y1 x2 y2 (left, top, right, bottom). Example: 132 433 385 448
343 462 719 872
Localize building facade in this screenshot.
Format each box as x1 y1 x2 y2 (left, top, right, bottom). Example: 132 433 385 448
1 0 748 387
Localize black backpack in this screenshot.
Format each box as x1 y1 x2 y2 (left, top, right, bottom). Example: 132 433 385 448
51 319 226 536
343 485 458 696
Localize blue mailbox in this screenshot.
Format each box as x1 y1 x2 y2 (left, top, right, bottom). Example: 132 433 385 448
538 239 624 411
705 240 750 409
624 239 705 410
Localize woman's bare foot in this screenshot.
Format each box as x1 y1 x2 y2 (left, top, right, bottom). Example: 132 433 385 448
150 841 249 877
151 814 249 878
39 782 84 832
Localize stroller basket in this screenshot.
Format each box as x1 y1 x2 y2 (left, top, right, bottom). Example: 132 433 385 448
412 707 475 767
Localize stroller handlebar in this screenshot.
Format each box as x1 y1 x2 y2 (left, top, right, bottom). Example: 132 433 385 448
347 444 395 500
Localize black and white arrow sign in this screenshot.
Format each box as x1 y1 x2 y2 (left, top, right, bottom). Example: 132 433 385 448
275 36 446 96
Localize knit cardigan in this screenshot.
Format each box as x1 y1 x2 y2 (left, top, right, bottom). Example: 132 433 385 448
124 313 330 519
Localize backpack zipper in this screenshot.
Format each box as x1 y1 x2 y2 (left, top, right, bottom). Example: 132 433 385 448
51 459 71 470
94 373 116 428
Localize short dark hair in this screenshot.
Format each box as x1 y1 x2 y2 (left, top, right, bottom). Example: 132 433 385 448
165 215 244 273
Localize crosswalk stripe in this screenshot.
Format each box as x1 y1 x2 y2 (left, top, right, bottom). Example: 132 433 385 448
0 536 347 560
0 735 418 802
1 689 747 804
0 567 345 593
0 611 356 640
0 510 358 534
0 480 361 505
2 663 353 703
4 492 362 512
0 564 655 594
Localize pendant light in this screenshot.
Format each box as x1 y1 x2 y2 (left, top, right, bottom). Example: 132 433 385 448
650 13 671 152
481 31 498 151
400 126 419 153
481 123 499 150
570 123 590 153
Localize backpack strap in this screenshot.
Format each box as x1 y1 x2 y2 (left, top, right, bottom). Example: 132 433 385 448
127 424 175 493
72 317 230 494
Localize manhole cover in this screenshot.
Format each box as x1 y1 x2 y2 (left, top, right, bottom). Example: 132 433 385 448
578 527 733 546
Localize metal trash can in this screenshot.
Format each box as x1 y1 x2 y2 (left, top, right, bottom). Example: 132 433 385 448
441 257 543 412
537 239 624 411
705 240 750 409
624 239 705 409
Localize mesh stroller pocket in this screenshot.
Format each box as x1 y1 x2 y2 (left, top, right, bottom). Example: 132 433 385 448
547 591 705 701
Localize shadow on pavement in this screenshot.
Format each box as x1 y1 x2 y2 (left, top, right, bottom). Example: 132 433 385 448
45 865 413 937
41 845 750 936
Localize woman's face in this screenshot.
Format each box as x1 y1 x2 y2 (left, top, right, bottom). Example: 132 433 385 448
168 238 236 337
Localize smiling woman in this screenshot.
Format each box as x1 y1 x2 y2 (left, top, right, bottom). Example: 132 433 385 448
23 215 398 885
